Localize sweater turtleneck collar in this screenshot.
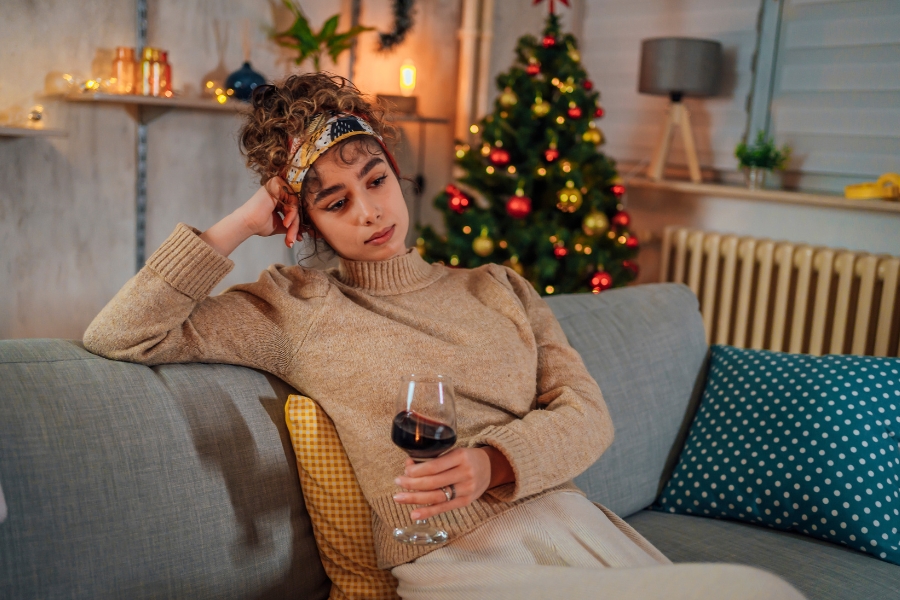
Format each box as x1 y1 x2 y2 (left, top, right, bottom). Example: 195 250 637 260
336 248 443 295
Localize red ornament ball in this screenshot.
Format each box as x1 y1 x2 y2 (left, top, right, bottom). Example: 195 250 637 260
583 80 594 90
526 63 541 76
623 259 640 277
554 245 568 259
567 106 583 119
625 235 640 249
446 185 471 214
590 270 613 292
544 147 560 162
542 35 556 48
506 194 532 219
611 210 631 228
489 147 510 166
611 184 626 197
594 106 605 119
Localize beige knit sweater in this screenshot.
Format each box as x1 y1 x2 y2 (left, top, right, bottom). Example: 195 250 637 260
84 223 615 568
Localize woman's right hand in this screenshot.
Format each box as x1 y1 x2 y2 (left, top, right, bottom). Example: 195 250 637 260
237 176 302 247
200 177 303 258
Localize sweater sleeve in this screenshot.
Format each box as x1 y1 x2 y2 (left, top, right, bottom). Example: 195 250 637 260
468 266 615 502
83 223 308 377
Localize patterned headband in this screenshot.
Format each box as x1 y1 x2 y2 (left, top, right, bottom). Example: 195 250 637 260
284 112 398 195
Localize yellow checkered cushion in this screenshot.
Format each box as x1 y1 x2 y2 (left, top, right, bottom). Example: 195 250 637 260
285 395 399 600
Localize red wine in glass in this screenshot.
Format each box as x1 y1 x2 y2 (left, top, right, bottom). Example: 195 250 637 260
391 374 457 545
391 411 457 460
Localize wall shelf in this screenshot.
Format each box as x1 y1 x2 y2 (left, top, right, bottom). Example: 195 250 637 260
0 125 67 138
627 178 900 215
64 92 246 124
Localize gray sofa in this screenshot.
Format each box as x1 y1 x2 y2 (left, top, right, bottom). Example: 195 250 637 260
1 283 897 599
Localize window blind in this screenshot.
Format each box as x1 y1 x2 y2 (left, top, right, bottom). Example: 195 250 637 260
765 0 900 186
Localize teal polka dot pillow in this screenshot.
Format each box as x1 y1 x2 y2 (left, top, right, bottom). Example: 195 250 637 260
655 345 900 564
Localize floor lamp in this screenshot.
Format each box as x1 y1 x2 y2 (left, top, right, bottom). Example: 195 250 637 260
639 37 722 183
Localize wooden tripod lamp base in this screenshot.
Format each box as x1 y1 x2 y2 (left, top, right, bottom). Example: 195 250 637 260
647 98 702 183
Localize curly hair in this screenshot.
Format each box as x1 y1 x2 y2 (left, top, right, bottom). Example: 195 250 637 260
239 72 401 247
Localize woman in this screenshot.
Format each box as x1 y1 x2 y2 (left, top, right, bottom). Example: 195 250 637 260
84 73 801 600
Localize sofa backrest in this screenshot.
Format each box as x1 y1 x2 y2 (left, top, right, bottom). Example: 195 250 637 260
0 340 330 600
0 283 706 597
546 283 708 517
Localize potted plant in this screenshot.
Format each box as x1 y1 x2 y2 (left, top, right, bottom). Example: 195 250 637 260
735 131 791 189
271 0 372 71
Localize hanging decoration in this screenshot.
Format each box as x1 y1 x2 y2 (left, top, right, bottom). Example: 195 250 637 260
472 227 495 257
581 210 610 236
533 0 570 15
590 270 613 292
556 181 583 213
378 0 417 51
506 192 532 219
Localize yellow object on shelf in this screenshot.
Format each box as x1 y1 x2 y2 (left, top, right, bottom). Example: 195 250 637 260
844 173 900 200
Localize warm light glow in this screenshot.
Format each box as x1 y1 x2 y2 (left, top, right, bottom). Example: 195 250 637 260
537 167 547 176
216 94 227 104
545 286 555 294
456 149 466 158
507 165 516 174
480 144 490 156
556 116 565 124
463 226 472 234
226 88 234 96
399 59 417 97
575 244 583 251
618 235 627 244
499 240 508 249
486 166 495 174
450 255 460 266
549 235 558 243
470 124 479 134
206 80 215 89
584 247 592 255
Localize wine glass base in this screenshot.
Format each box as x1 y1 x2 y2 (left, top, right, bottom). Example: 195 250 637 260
393 525 449 545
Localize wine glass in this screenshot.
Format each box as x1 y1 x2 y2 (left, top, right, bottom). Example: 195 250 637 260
391 373 458 545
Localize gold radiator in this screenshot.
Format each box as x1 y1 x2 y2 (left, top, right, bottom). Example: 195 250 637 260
660 227 900 357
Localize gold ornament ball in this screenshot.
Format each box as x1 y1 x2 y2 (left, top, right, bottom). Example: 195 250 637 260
556 184 583 213
472 232 495 257
500 87 518 107
582 210 610 236
532 100 550 117
582 127 603 145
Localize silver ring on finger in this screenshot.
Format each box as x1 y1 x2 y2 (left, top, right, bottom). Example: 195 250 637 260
441 486 452 502
448 484 456 501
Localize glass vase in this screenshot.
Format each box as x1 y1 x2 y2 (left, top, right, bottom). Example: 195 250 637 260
743 167 767 190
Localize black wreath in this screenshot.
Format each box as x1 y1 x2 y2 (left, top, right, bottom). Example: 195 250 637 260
377 0 416 51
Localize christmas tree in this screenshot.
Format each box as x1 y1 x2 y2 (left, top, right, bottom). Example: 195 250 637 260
418 11 639 295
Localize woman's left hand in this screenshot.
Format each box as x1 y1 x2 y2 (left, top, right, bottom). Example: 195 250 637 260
392 448 493 520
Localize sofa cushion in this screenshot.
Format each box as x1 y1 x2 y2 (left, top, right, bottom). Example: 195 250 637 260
546 283 708 517
285 395 399 599
0 339 330 600
626 509 900 600
656 346 900 565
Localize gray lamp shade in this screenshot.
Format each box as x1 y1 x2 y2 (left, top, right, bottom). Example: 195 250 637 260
638 37 722 98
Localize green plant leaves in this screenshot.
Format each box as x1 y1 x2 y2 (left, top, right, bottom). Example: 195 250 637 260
735 130 791 170
272 1 373 71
